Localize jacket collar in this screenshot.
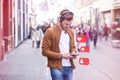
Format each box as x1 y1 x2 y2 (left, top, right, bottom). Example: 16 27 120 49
56 23 72 39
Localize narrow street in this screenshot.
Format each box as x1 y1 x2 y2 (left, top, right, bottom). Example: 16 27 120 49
0 38 120 80
73 38 120 80
0 39 51 80
0 0 120 80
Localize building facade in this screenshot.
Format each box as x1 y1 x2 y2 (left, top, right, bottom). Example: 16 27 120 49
0 0 4 61
112 0 120 23
76 0 120 28
0 0 13 61
0 0 29 61
14 0 29 47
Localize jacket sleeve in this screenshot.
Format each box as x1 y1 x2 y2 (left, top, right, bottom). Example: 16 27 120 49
42 29 62 59
72 31 77 53
68 29 77 53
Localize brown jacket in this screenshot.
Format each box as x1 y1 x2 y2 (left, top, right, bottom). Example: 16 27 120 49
42 23 76 70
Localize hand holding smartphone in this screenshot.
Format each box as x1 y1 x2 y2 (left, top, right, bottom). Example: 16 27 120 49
70 52 79 56
70 53 79 56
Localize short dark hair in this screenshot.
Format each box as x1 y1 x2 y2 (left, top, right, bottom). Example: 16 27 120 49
59 9 74 22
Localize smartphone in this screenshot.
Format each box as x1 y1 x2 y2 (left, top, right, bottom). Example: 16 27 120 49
70 53 79 56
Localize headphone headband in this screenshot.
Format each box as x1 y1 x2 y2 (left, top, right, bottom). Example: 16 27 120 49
60 9 73 17
59 9 74 22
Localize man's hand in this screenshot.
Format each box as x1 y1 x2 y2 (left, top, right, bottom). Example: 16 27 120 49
70 52 77 56
69 52 78 59
62 52 77 59
62 53 72 59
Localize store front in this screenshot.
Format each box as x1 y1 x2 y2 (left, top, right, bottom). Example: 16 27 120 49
0 0 4 60
3 0 13 53
114 8 120 23
103 11 112 27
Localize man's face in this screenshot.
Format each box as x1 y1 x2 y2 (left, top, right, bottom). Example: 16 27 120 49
61 19 72 31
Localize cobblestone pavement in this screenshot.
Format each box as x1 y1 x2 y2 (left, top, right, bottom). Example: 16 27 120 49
0 39 51 80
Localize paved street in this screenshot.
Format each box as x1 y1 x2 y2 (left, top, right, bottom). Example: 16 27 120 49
73 38 120 80
0 39 51 80
0 38 120 80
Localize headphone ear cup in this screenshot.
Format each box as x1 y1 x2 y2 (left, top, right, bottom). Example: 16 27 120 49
60 16 62 22
60 16 65 22
57 17 60 22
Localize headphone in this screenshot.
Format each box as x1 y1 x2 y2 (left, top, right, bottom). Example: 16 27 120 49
59 9 73 22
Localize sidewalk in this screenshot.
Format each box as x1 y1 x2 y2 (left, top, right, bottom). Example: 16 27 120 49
0 37 119 80
0 39 51 80
73 37 120 80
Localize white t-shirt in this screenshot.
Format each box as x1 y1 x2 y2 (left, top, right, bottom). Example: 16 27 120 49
59 31 71 66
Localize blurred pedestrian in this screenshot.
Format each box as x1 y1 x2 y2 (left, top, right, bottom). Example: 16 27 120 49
28 19 33 39
85 24 91 47
36 25 43 48
98 25 103 41
76 24 82 52
103 24 109 41
31 28 36 48
76 23 86 52
42 9 77 80
41 22 48 34
92 27 98 48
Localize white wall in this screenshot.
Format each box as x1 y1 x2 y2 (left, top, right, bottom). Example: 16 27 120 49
14 0 18 47
99 0 113 11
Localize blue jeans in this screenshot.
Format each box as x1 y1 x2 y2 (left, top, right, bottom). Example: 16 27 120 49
50 66 73 80
86 38 91 47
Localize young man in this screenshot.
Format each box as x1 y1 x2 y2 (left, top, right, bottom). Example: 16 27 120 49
42 9 77 80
